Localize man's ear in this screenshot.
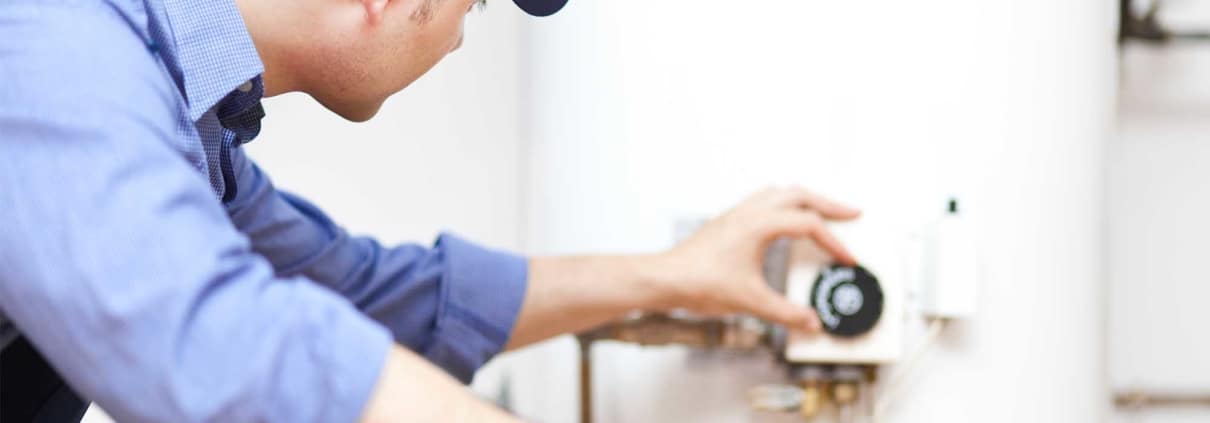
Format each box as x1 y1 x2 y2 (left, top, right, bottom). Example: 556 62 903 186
362 0 388 25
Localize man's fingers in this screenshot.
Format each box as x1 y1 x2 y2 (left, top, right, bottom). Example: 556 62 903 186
742 285 821 332
769 211 857 265
807 224 857 265
776 187 861 220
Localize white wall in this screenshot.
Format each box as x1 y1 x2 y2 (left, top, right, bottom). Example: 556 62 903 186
1108 42 1210 423
514 0 1117 422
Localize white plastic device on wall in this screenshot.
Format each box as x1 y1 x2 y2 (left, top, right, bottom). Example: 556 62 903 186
921 197 978 318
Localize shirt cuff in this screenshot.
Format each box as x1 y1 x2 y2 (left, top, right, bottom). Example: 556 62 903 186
425 233 529 383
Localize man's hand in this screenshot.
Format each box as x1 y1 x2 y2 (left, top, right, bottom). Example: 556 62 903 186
505 186 860 349
651 187 861 331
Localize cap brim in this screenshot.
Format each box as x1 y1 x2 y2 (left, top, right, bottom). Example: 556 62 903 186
512 0 569 16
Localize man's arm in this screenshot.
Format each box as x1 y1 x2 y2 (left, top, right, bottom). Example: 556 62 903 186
0 3 507 421
506 188 860 349
361 345 519 423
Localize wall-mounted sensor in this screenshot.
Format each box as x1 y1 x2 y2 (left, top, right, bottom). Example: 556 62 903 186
811 265 884 337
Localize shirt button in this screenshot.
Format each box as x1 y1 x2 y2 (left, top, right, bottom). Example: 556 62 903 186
237 81 253 93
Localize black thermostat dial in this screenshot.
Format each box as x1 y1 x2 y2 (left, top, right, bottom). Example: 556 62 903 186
810 264 883 337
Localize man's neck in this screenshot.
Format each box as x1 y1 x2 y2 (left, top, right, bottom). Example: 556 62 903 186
235 0 301 97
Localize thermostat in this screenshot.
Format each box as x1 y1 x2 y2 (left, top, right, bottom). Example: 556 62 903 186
811 265 884 338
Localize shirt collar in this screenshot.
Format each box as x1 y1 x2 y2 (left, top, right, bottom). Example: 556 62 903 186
161 0 265 122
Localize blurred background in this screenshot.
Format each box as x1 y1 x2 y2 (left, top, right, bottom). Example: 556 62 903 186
92 0 1210 421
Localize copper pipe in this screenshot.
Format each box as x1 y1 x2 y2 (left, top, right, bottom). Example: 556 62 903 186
578 313 769 349
1114 390 1210 409
578 337 593 423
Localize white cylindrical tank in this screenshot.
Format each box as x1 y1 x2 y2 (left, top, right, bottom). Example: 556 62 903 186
510 1 1115 421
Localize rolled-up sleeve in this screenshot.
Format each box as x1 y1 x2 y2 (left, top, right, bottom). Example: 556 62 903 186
0 3 391 421
226 147 528 383
427 234 528 381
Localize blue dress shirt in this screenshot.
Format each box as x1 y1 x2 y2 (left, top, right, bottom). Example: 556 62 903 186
0 0 529 421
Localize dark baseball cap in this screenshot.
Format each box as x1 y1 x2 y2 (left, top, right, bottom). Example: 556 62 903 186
512 0 569 16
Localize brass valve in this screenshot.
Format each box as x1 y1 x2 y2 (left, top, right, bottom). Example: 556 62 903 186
799 382 823 419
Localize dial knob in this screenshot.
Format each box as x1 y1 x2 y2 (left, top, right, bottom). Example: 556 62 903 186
810 265 883 337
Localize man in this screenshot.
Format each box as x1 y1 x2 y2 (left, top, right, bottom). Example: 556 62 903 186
0 0 861 421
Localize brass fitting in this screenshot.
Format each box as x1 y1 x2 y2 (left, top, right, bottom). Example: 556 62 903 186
799 382 823 419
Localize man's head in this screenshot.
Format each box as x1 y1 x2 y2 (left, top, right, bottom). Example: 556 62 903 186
238 0 566 122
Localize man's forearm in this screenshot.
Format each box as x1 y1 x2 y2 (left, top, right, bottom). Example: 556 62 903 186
505 255 677 350
360 345 518 423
